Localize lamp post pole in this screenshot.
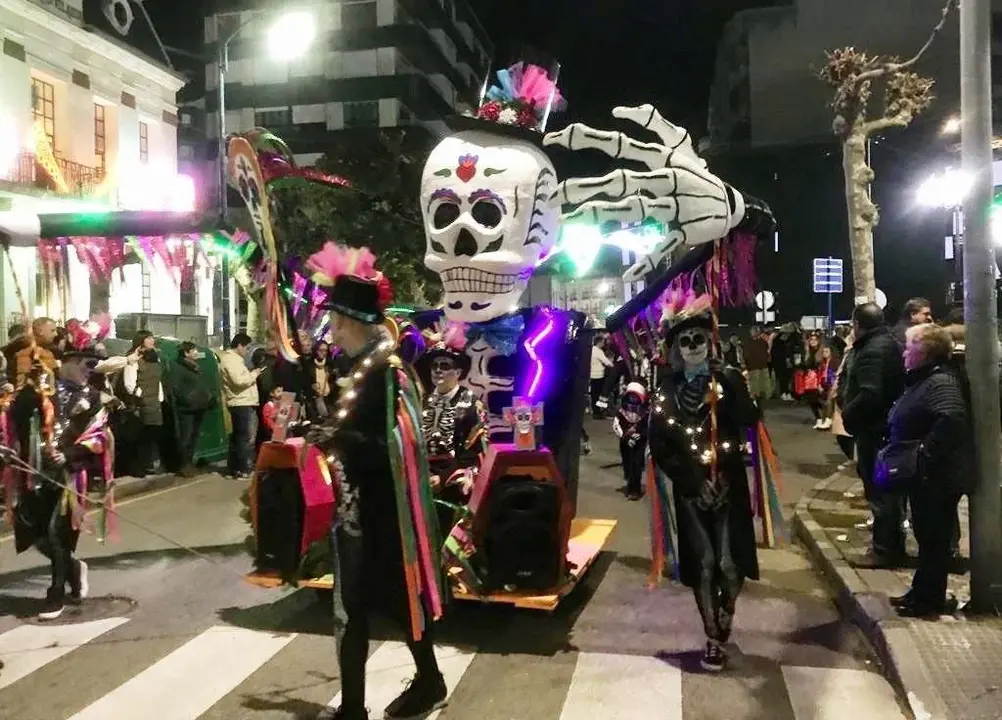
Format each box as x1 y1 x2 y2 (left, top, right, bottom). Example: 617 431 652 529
961 0 1002 613
217 34 231 345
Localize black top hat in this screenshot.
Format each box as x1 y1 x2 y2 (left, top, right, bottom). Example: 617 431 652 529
324 275 385 325
446 56 566 148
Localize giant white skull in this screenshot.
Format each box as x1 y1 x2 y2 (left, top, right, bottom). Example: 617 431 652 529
421 130 559 324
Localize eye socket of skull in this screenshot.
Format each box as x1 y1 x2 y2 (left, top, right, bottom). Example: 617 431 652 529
471 198 503 228
432 201 461 230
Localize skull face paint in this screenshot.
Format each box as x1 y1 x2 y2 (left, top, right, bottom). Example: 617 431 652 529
677 328 710 368
422 130 559 323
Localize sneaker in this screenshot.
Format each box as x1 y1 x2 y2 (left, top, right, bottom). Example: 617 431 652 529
582 442 592 455
812 420 822 430
820 418 833 430
316 707 368 720
385 673 447 719
700 639 725 672
854 517 874 530
38 599 65 621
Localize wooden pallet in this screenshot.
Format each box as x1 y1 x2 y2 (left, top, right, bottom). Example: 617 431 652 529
244 570 333 590
243 517 618 610
451 517 617 611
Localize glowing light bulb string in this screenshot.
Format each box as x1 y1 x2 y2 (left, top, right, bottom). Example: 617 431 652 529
707 238 722 489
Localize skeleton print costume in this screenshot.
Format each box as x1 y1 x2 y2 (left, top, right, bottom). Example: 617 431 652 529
648 292 760 672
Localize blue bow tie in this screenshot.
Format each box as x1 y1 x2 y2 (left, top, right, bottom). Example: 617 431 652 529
684 362 710 383
465 315 525 357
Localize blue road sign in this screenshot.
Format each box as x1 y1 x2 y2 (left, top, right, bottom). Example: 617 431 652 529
812 257 843 294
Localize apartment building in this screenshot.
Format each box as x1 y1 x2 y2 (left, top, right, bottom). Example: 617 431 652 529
192 0 492 176
0 0 191 327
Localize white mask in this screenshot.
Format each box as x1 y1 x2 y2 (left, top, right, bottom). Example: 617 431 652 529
677 328 709 368
421 130 560 323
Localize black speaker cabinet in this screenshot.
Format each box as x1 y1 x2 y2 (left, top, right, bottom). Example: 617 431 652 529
254 467 305 577
483 475 562 591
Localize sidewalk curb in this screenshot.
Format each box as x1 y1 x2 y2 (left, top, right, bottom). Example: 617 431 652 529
0 471 210 538
793 472 952 720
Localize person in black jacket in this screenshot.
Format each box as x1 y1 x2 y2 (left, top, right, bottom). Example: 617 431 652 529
842 303 906 566
169 342 215 476
305 248 446 720
887 324 970 616
649 295 761 672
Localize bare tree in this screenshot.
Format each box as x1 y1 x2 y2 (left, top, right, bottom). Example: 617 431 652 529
818 0 957 302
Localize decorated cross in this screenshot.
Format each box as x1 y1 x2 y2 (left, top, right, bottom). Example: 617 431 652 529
502 396 544 451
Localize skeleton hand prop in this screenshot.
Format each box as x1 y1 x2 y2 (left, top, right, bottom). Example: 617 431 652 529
543 105 747 283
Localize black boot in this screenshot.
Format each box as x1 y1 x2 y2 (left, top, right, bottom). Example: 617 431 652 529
384 673 447 719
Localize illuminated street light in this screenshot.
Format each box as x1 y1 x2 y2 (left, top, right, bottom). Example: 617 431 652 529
942 115 962 135
916 169 972 208
266 11 317 61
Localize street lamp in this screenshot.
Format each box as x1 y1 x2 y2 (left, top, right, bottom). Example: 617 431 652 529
216 9 316 342
942 115 962 135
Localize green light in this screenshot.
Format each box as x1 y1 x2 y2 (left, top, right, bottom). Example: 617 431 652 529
558 223 603 276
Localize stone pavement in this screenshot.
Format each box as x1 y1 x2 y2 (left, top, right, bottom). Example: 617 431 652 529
795 469 1002 720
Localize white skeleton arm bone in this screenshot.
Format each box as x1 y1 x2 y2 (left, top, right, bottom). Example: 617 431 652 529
543 104 747 282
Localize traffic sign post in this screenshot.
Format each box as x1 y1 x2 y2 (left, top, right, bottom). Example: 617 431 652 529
812 258 843 330
754 290 776 324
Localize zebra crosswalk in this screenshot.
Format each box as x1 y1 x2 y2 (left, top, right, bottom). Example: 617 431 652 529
0 613 908 720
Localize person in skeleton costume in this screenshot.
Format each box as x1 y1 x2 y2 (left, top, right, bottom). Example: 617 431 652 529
613 382 648 501
6 316 115 621
418 326 487 535
420 59 591 490
648 291 760 672
304 243 446 720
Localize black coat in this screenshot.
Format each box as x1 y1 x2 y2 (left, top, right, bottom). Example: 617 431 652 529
169 358 214 414
842 327 904 439
887 364 973 494
309 349 407 618
649 366 761 588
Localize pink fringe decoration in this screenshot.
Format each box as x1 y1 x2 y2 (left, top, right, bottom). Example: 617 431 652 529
305 242 379 286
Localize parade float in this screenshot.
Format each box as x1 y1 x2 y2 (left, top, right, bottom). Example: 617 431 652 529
240 54 782 612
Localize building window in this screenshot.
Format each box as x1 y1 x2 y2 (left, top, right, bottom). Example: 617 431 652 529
254 108 291 128
139 121 149 164
343 101 379 128
31 77 55 149
94 104 106 174
342 1 377 29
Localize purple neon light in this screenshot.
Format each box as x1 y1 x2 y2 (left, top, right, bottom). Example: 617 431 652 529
524 317 555 398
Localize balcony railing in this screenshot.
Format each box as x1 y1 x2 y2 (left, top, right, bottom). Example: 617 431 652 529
3 151 105 198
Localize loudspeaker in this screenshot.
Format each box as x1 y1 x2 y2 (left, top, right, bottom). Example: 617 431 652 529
484 475 562 591
254 468 304 577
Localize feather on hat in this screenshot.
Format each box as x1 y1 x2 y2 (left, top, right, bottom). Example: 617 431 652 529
306 242 393 324
660 288 714 345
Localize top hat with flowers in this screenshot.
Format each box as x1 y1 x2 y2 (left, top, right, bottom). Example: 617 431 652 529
305 242 393 325
446 55 567 145
661 288 715 347
419 321 471 377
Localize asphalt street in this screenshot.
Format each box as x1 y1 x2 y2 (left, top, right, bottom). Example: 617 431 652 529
0 403 909 719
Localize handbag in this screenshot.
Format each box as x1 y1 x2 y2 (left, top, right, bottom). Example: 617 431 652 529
874 440 924 491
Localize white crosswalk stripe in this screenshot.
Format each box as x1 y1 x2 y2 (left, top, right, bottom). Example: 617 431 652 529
0 617 129 692
0 619 909 720
559 651 683 719
68 626 296 720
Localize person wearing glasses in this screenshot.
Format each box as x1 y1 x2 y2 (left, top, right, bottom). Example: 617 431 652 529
419 330 487 535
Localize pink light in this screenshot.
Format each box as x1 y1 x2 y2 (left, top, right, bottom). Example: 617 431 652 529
525 317 555 398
